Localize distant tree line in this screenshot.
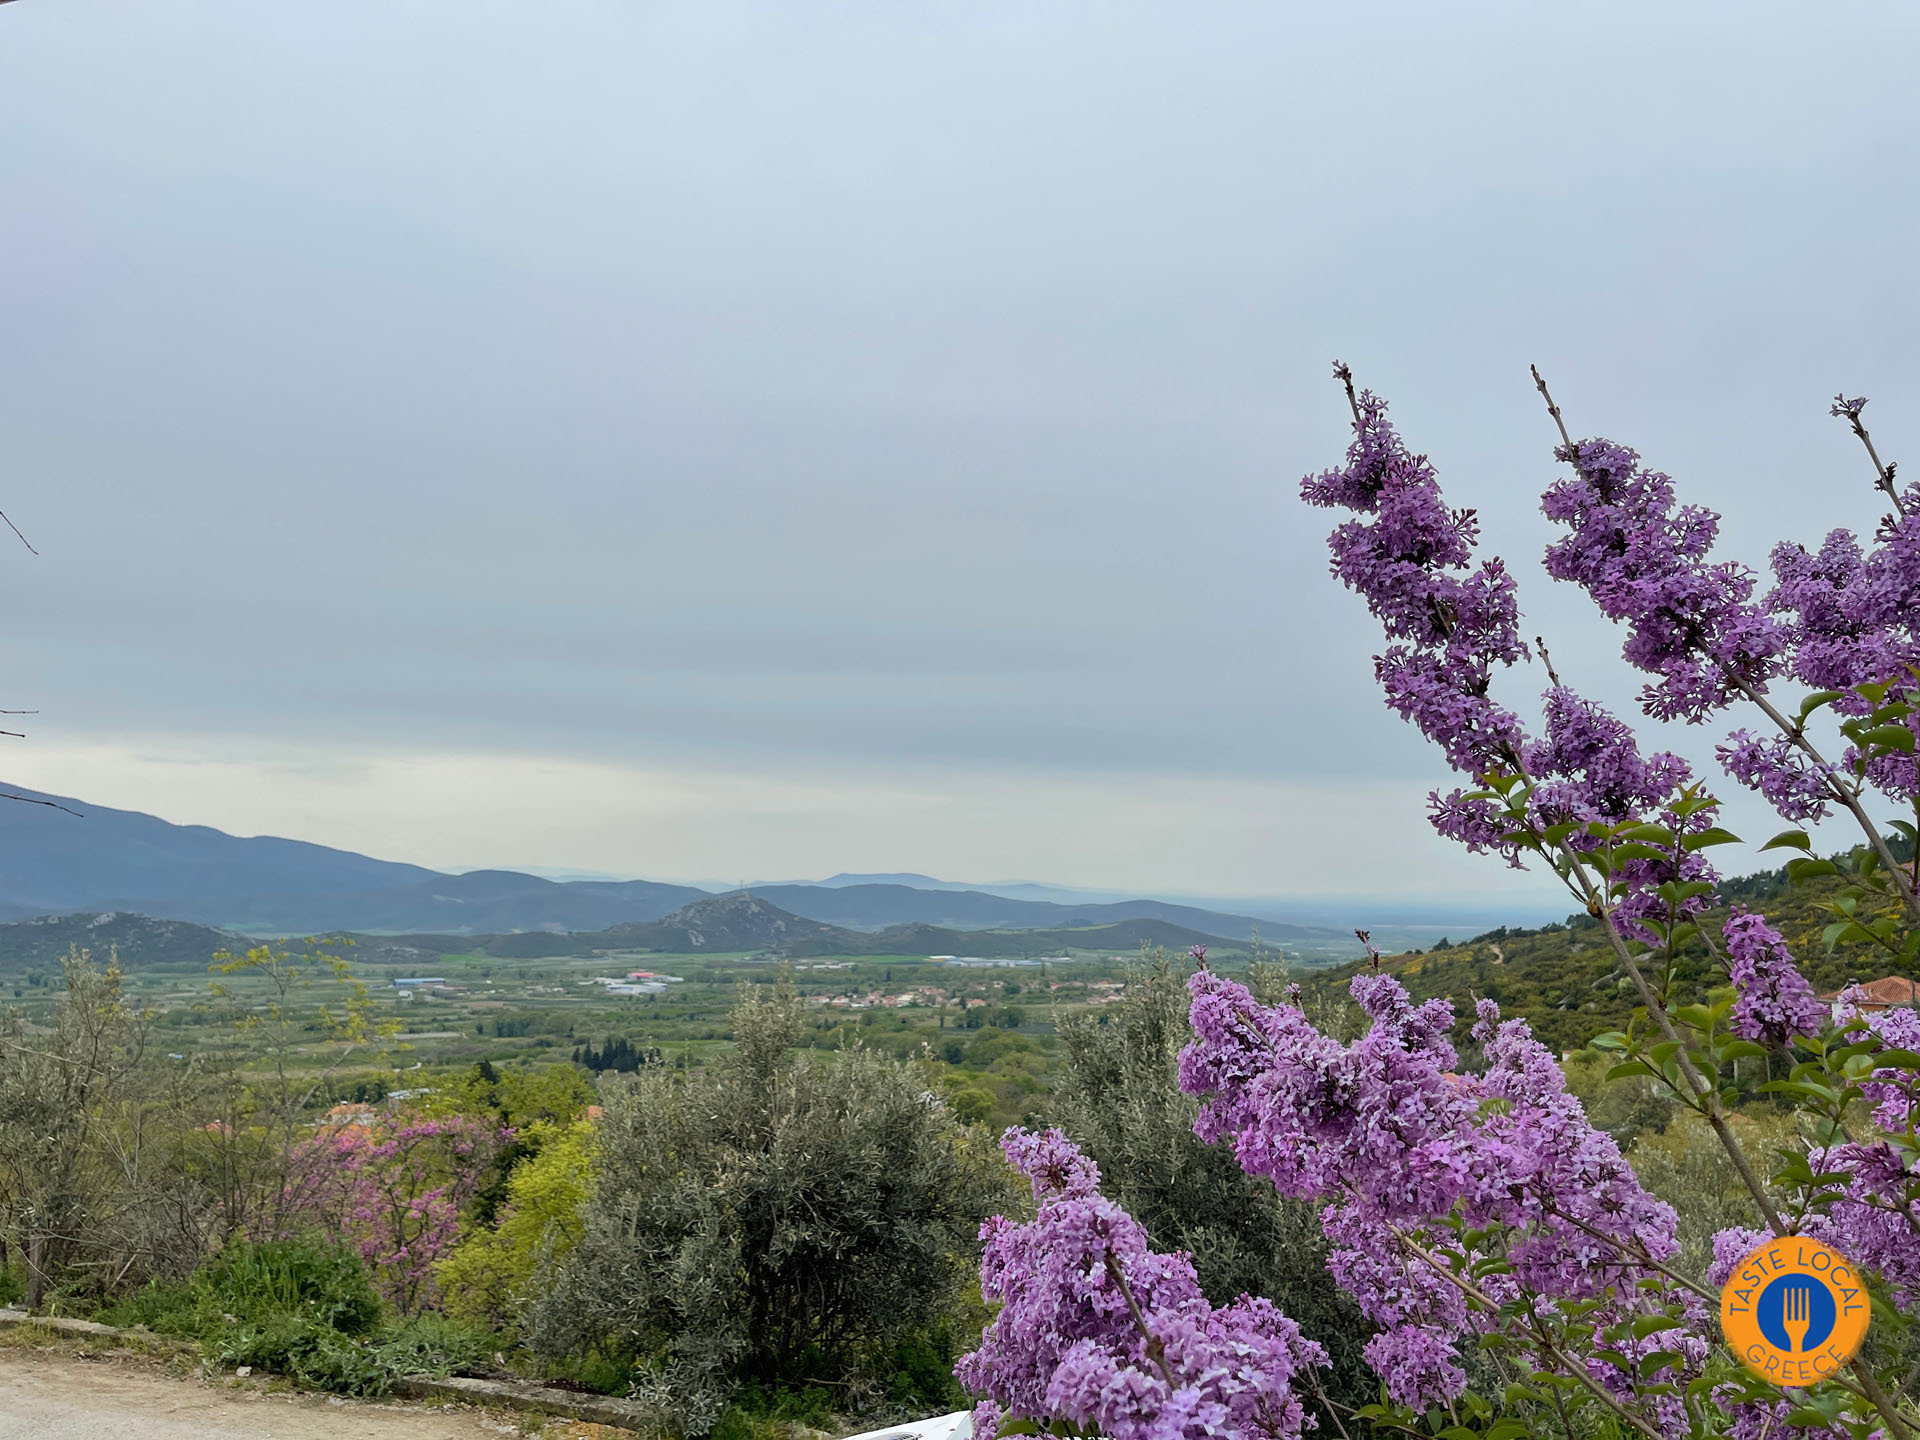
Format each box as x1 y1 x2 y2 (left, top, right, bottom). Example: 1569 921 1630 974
572 1036 662 1073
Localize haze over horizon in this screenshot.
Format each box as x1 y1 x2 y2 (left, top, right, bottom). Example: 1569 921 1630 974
2 3 1914 909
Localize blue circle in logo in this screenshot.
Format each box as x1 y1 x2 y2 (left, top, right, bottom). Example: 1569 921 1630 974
1758 1274 1837 1353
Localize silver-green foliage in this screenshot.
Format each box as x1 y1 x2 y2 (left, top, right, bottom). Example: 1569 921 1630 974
527 968 1008 1434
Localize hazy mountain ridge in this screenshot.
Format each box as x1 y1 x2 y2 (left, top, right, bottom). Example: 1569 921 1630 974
453 893 1253 961
0 784 1338 941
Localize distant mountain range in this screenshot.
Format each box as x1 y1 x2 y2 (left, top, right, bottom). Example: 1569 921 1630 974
0 783 1339 943
0 893 1263 973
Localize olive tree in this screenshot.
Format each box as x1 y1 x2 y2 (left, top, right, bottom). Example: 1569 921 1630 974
529 969 1008 1433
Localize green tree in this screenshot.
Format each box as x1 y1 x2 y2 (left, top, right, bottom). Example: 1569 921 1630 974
436 1116 593 1330
0 948 143 1307
528 968 1008 1433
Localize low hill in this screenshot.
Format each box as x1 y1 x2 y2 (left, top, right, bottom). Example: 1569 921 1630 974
0 912 245 972
1303 864 1917 1055
182 870 711 935
456 897 1251 961
743 883 1323 942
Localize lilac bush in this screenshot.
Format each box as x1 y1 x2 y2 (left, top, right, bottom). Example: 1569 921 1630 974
957 1128 1328 1440
963 369 1920 1440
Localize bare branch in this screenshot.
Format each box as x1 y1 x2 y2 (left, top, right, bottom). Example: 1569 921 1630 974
1532 364 1574 450
0 508 37 556
0 791 81 818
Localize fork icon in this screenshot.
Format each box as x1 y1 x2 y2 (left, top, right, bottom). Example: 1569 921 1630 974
1782 1284 1812 1354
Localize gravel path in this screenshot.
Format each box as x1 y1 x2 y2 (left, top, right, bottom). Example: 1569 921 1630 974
0 1349 534 1440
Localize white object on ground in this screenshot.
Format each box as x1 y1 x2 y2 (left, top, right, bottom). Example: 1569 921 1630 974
838 1410 974 1440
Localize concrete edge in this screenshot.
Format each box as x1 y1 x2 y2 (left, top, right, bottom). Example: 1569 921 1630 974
0 1307 646 1430
392 1373 649 1428
0 1307 194 1350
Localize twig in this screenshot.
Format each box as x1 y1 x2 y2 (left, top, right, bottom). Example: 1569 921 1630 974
1832 396 1906 519
0 508 36 555
1106 1240 1176 1389
1334 360 1362 427
1724 671 1920 920
1533 365 1574 450
0 792 81 818
1564 857 1788 1234
1846 1362 1917 1440
1539 1202 1718 1302
1536 636 1565 688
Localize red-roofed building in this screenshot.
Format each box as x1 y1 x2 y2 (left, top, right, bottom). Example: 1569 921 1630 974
317 1102 380 1135
1819 975 1919 1015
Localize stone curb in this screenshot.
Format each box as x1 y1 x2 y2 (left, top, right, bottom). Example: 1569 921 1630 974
391 1373 648 1427
0 1307 195 1350
0 1307 644 1430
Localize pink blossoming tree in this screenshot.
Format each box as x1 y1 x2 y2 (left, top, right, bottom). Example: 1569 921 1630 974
281 1113 505 1314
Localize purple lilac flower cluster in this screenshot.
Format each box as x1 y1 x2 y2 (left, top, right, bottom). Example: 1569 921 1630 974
1178 969 1686 1416
1764 499 1920 806
1540 439 1787 724
956 1128 1327 1440
1718 908 1825 1047
1301 380 1527 778
1300 381 1709 888
1524 686 1721 939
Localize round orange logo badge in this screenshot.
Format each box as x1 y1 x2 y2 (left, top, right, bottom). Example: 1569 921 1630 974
1720 1236 1870 1386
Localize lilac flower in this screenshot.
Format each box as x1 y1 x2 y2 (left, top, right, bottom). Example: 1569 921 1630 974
957 1128 1325 1440
1720 909 1824 1046
1523 687 1694 826
1361 1324 1466 1411
1302 382 1528 778
1541 438 1787 723
1840 998 1920 1129
1305 382 1710 883
1519 686 1720 939
1177 972 1681 1408
1715 729 1832 824
1763 512 1920 811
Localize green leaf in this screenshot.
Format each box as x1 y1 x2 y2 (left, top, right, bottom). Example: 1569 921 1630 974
1761 829 1814 853
1787 857 1840 883
1611 843 1673 864
1683 827 1744 850
1616 823 1676 844
1798 690 1845 718
1859 724 1916 753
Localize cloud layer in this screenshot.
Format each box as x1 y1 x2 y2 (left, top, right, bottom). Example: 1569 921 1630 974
1 2 1913 906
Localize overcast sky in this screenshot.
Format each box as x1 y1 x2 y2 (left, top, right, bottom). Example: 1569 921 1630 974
1 2 1915 914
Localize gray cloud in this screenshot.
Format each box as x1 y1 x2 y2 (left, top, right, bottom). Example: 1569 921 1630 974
0 1 1914 903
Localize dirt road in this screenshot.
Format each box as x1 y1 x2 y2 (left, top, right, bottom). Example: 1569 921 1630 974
0 1348 536 1440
